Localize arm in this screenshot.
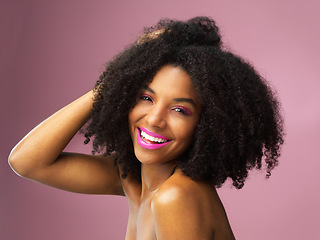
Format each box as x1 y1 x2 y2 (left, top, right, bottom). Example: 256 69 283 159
8 91 124 195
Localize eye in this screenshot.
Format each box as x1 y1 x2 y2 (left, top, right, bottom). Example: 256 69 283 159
172 106 192 116
139 94 153 103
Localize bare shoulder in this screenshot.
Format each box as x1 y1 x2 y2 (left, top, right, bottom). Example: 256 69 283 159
151 169 235 240
152 170 205 208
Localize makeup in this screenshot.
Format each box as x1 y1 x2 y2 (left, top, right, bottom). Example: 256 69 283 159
137 127 172 150
172 106 193 115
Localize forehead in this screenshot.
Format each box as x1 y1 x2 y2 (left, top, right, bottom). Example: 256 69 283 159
147 65 199 100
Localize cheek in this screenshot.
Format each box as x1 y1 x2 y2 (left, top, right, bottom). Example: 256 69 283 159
128 105 140 124
129 103 151 122
128 110 136 136
174 121 197 141
128 110 134 124
128 105 147 133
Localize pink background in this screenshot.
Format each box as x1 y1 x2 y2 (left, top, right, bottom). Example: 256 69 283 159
1 0 319 239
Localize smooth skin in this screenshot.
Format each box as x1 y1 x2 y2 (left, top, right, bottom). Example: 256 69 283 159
9 65 235 240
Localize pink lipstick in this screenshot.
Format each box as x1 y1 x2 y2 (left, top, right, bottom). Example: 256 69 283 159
137 127 172 150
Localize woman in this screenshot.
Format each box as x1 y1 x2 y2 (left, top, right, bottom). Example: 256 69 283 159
8 17 284 239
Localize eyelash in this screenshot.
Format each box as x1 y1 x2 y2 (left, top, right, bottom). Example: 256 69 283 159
139 94 154 102
172 106 192 115
139 94 192 116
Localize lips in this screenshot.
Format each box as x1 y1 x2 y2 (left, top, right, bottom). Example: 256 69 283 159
137 127 172 150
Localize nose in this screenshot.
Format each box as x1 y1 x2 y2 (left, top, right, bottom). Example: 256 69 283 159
145 103 167 129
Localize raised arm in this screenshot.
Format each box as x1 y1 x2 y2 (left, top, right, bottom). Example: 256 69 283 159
8 91 124 195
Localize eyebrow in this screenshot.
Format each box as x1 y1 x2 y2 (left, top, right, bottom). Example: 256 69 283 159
143 85 196 107
144 85 154 93
173 98 196 106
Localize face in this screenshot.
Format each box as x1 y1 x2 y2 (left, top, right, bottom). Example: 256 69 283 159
128 65 201 165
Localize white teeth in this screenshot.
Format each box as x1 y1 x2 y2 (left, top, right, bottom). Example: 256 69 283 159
140 129 168 143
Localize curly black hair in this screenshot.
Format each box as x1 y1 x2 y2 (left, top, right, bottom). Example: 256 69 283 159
82 16 284 189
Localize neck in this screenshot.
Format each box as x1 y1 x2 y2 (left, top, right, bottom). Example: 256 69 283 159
141 161 176 195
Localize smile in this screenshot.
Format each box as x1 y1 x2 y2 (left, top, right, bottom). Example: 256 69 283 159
137 127 172 150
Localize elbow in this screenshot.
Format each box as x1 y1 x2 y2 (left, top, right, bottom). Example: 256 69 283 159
8 148 30 177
